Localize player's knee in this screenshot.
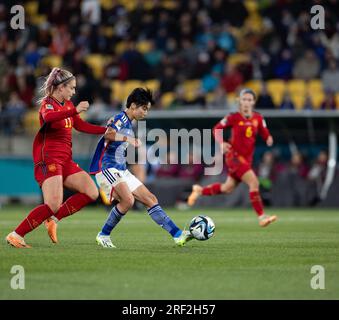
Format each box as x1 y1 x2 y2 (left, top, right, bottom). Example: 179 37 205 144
45 200 62 213
249 179 259 191
121 194 135 210
86 187 99 201
146 193 158 207
221 184 233 194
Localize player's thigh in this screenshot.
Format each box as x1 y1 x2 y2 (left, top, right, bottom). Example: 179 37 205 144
240 169 259 190
132 184 158 208
222 176 239 193
64 170 99 200
41 175 64 213
100 168 135 206
114 181 135 209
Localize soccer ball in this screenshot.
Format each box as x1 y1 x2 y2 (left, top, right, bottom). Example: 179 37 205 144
189 215 215 241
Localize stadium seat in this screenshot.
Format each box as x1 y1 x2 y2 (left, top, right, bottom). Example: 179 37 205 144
266 79 286 106
336 94 339 109
307 79 323 94
124 80 143 99
25 1 38 16
310 91 324 109
287 79 306 95
161 92 175 108
228 53 250 67
227 92 237 105
136 41 152 54
144 79 160 92
111 80 124 102
183 80 201 100
244 80 261 95
100 0 114 10
84 54 108 79
290 93 305 110
41 55 63 68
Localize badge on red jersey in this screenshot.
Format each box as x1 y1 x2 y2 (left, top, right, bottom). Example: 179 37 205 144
48 164 57 172
46 104 54 110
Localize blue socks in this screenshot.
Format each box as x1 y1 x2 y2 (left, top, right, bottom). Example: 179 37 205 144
100 206 124 236
147 204 182 238
100 203 182 239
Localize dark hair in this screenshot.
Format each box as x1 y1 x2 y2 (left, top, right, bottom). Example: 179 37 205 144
126 88 154 108
239 88 256 100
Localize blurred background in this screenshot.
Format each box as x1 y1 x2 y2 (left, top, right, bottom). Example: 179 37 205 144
0 0 338 208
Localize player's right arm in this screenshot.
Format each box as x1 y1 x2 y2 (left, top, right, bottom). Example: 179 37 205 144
104 116 141 147
104 127 141 147
212 114 234 154
40 101 89 123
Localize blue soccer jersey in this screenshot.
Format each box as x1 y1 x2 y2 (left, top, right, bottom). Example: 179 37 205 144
89 111 133 173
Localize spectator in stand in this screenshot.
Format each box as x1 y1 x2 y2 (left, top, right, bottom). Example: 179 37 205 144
279 91 295 110
256 82 275 109
307 150 328 204
287 152 309 179
257 151 276 205
293 50 321 81
321 91 337 110
322 59 339 93
303 93 314 110
207 85 228 109
274 49 293 80
221 64 243 94
160 66 177 93
0 91 27 135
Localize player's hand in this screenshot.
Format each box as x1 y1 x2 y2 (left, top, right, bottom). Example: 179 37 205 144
129 138 142 148
266 136 274 147
76 101 89 113
220 142 231 154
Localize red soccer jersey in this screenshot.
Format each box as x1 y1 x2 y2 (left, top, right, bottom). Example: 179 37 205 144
33 96 106 165
213 111 271 165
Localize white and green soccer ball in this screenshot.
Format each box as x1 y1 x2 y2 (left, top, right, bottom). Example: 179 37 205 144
189 215 215 241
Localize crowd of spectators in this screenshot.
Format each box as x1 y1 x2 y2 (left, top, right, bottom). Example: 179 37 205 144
1 0 339 136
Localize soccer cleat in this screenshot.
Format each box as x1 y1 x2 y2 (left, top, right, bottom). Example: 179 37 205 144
187 184 203 206
6 232 31 248
44 218 58 243
96 232 116 248
259 215 277 227
174 230 194 247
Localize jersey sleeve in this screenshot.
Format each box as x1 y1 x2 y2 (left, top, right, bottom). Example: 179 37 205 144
40 103 77 123
212 114 234 144
258 115 271 141
108 114 124 132
73 114 106 134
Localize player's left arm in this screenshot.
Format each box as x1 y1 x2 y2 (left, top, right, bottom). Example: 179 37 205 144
258 116 273 147
72 114 106 134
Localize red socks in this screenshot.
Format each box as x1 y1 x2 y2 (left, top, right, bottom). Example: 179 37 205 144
54 193 94 221
249 191 264 217
15 204 54 237
202 183 222 196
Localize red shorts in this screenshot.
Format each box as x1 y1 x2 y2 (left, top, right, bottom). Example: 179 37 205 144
34 160 83 187
225 152 252 181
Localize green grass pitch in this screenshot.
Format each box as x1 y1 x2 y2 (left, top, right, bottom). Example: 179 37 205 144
0 205 338 300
